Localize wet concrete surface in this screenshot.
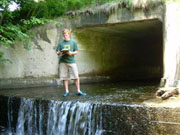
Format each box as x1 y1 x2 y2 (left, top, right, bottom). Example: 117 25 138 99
0 82 158 105
1 82 180 135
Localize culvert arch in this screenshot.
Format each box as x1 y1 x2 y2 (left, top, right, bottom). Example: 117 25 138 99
73 19 163 81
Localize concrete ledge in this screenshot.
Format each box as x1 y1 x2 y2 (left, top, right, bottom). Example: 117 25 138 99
0 76 111 89
1 95 180 135
0 78 61 89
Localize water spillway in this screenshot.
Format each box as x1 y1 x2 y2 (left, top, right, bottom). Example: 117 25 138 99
1 83 180 135
1 1 180 134
13 99 102 135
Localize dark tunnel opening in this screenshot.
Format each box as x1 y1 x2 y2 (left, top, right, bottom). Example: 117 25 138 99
73 19 163 82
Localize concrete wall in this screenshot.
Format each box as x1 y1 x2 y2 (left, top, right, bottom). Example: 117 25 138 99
0 24 59 79
161 2 180 88
0 2 165 88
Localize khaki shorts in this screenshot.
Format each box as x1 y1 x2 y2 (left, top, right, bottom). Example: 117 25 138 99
59 63 79 80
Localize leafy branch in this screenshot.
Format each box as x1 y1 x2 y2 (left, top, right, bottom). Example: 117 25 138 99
0 0 120 63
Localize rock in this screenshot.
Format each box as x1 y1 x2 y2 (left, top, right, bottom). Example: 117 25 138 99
155 89 166 96
156 87 179 100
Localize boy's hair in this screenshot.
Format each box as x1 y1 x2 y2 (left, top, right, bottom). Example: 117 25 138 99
62 29 71 35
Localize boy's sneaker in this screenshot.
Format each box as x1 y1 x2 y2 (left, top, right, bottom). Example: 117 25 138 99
76 91 87 96
63 92 69 97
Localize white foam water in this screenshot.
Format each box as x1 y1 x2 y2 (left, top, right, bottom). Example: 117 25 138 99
7 98 103 135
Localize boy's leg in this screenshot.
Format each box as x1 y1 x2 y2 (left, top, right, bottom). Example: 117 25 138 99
69 63 79 92
62 80 69 97
60 63 70 96
75 78 86 96
69 63 86 96
63 80 69 93
74 78 80 93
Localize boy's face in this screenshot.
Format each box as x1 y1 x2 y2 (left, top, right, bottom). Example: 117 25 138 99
63 32 70 41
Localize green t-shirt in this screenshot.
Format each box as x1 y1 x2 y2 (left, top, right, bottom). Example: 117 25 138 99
56 39 78 63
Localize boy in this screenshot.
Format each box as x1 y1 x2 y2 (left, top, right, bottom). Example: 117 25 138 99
56 29 86 97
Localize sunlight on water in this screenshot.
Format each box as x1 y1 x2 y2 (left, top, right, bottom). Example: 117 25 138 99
143 95 180 108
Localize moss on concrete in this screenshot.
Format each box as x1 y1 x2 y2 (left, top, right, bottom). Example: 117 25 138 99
65 0 164 17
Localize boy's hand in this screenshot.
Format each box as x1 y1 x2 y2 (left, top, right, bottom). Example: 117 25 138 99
66 51 72 56
66 51 78 56
57 51 62 55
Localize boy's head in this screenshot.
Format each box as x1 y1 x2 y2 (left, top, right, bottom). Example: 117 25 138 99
62 29 71 41
62 29 71 35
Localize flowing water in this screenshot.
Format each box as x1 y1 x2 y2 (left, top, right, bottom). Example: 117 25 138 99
2 82 179 135
4 98 103 135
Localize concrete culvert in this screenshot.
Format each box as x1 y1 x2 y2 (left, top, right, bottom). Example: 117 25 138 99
73 19 163 82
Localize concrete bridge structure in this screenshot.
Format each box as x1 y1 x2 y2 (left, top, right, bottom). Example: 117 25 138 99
1 1 180 134
0 0 180 92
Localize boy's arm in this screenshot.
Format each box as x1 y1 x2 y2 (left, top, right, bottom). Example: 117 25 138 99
57 51 63 55
56 42 63 56
66 51 78 56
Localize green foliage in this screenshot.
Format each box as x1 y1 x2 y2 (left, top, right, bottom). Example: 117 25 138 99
0 0 64 63
125 0 133 9
0 0 118 63
0 51 12 63
163 0 180 2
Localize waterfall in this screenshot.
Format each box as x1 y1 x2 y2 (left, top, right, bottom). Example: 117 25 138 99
16 98 38 135
47 101 103 135
7 97 103 135
7 97 14 133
